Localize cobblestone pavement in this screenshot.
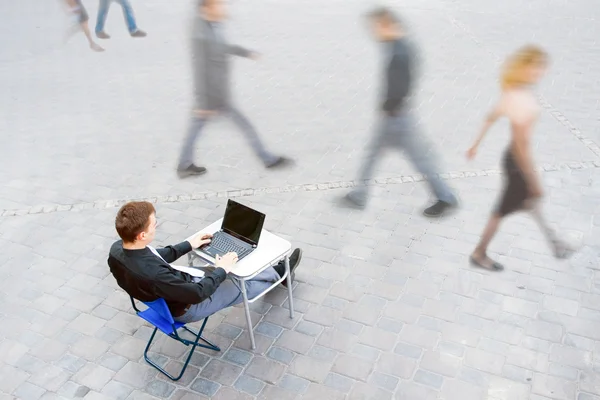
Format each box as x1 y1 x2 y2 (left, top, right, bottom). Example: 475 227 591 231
1 0 599 399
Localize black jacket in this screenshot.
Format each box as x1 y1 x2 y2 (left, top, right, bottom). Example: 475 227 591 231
107 240 227 317
382 38 413 115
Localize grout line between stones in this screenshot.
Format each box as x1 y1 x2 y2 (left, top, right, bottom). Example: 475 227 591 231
2 161 599 218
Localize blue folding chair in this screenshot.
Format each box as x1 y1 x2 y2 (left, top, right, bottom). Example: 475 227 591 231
130 296 220 381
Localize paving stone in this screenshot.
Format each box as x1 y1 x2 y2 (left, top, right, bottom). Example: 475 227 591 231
549 344 592 369
199 359 243 386
13 382 46 400
98 353 129 372
267 346 295 365
279 374 310 394
368 371 399 392
393 342 423 359
532 373 577 399
324 372 354 393
144 380 176 398
275 330 315 354
294 321 324 337
255 321 284 339
100 381 134 400
245 356 286 384
413 369 444 390
332 354 373 381
396 380 439 400
299 383 346 400
439 379 483 400
464 347 506 375
212 387 254 400
376 353 417 379
317 327 358 352
399 324 440 349
308 345 339 363
289 355 332 383
257 385 298 400
57 381 91 398
190 378 220 398
223 347 254 366
113 362 156 389
358 326 397 351
420 350 462 377
213 323 243 340
28 365 71 392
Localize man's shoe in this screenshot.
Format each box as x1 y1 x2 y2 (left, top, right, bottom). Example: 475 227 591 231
177 164 207 178
274 248 302 287
265 156 293 169
96 31 110 39
130 29 147 38
341 191 366 210
423 200 456 217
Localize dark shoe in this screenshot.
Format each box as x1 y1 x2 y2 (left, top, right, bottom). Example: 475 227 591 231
341 191 366 210
274 248 302 287
265 156 293 169
469 255 504 271
177 164 207 178
423 200 456 217
96 31 110 39
130 29 147 38
552 239 576 259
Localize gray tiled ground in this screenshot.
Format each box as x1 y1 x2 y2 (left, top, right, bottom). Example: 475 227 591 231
1 0 600 399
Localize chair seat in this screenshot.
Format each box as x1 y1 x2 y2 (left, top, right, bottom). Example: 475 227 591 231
138 308 185 335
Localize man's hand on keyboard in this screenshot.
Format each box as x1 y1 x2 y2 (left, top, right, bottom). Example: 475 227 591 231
188 232 213 249
215 252 238 273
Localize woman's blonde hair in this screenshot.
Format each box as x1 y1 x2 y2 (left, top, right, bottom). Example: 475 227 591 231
501 45 548 90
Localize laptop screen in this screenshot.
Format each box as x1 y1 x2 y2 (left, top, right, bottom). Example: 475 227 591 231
221 200 266 246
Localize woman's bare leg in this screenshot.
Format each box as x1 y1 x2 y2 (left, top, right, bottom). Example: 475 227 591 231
471 214 504 270
529 201 574 258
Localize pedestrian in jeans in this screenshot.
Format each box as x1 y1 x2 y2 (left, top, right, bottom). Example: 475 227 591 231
177 0 292 178
344 7 458 217
95 0 146 39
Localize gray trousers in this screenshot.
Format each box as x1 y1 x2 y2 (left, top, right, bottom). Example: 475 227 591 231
351 112 456 203
178 106 277 169
174 267 279 324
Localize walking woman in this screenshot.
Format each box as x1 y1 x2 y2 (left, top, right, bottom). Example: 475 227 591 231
466 45 573 271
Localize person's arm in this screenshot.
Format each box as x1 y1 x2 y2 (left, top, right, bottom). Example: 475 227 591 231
466 100 504 159
383 53 411 115
226 44 252 58
157 242 193 264
153 267 227 304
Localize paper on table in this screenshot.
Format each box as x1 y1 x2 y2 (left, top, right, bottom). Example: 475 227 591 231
170 264 205 278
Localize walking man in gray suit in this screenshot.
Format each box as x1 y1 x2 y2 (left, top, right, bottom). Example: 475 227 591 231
177 0 292 178
344 7 458 217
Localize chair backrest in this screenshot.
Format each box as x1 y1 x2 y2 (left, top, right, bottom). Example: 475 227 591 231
130 296 181 335
142 298 175 324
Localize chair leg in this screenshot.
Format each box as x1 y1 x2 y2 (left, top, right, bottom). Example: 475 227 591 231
182 318 221 352
143 321 221 381
143 327 182 381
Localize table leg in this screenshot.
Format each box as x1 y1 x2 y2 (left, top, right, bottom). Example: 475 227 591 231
285 255 294 319
239 278 256 350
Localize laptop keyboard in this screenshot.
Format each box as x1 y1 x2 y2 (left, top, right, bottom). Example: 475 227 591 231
211 234 251 257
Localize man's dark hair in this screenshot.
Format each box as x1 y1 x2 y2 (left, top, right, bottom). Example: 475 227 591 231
366 7 400 25
115 201 156 243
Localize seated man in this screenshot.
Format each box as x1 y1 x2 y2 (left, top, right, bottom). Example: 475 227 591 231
107 201 302 323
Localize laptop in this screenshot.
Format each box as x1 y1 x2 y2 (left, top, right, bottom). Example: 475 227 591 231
198 199 266 261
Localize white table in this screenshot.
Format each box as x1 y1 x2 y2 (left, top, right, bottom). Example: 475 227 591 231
186 218 294 350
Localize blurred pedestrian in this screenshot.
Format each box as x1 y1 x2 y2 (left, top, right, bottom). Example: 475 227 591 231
95 0 146 39
466 45 574 271
177 0 292 178
64 0 104 52
344 7 458 217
